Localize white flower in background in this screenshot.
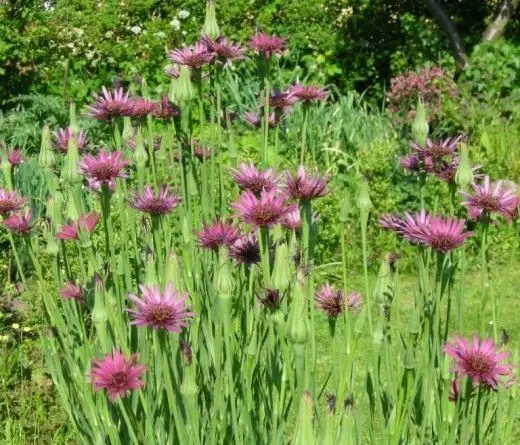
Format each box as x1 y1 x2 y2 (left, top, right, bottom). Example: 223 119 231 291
73 28 85 37
86 50 95 60
155 31 166 39
105 31 114 39
170 19 181 30
178 10 190 19
130 26 142 35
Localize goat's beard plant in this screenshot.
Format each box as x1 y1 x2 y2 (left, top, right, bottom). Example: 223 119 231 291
2 8 520 445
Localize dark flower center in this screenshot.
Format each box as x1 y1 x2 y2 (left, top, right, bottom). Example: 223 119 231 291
430 234 459 252
255 207 281 225
150 305 173 325
476 195 500 213
93 164 119 181
111 371 128 388
468 353 492 375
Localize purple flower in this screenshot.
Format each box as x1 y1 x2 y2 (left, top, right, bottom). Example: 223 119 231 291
90 350 146 401
257 288 281 310
152 95 180 119
228 233 260 265
243 111 276 129
287 84 328 103
54 128 88 153
231 190 289 227
3 209 34 234
347 291 363 311
230 163 278 194
409 136 463 159
444 335 515 389
285 166 328 200
128 98 156 119
461 176 519 221
60 282 84 302
248 33 286 59
127 283 194 332
7 150 23 167
195 220 240 250
56 212 100 240
130 185 181 216
281 204 302 231
86 87 134 121
315 284 345 317
268 90 297 112
194 146 213 161
0 189 27 215
201 35 245 65
169 42 214 69
78 150 129 186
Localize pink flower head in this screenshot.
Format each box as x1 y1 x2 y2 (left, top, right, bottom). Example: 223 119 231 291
8 149 23 167
281 204 302 231
231 189 289 227
86 87 134 121
3 209 34 234
230 163 278 194
400 155 421 173
248 33 286 59
0 189 28 215
285 165 328 200
195 220 240 250
228 232 260 265
201 35 245 65
287 84 328 103
127 283 194 332
315 284 345 317
461 176 519 221
78 150 129 186
194 146 213 161
268 90 297 112
90 350 146 401
128 98 156 119
418 215 473 253
152 95 180 119
347 291 363 311
164 64 180 79
257 288 281 310
409 136 463 159
60 282 84 302
444 335 515 389
243 111 276 129
130 185 181 216
54 128 88 153
169 42 214 69
56 212 100 240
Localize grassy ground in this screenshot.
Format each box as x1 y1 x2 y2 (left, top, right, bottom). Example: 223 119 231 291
1 261 519 444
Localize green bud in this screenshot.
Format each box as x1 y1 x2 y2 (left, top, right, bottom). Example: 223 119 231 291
286 276 309 345
65 195 79 221
215 249 234 300
122 117 133 141
1 151 13 189
339 193 351 223
45 228 59 256
47 192 64 227
202 0 220 39
455 143 473 190
180 365 199 396
272 243 292 291
62 130 81 183
292 391 316 445
411 99 429 146
356 179 372 213
171 66 194 103
133 128 148 167
182 216 192 246
404 347 415 370
39 124 55 169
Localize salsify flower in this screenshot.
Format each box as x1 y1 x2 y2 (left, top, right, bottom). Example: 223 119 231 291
0 189 27 215
409 136 463 159
243 111 276 129
7 149 23 166
315 283 345 317
3 209 34 234
201 35 245 65
230 163 278 194
54 127 88 153
418 215 473 253
287 84 328 103
248 32 286 59
194 146 213 160
130 185 181 216
400 154 421 173
195 220 240 250
444 335 515 389
152 95 180 119
347 291 363 311
285 165 328 200
268 90 297 112
169 42 214 69
128 98 156 119
78 150 129 186
60 282 84 302
231 189 289 227
257 288 282 311
85 87 134 121
164 64 180 79
90 350 146 401
56 212 100 240
281 204 302 231
127 283 194 332
461 176 519 221
228 232 260 265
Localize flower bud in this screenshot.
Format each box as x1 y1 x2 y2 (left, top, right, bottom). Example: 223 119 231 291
39 124 55 169
62 131 81 183
286 277 309 345
202 0 220 39
171 66 194 103
356 179 372 213
455 143 473 190
133 128 148 167
215 249 234 301
272 243 292 291
292 391 316 445
411 99 429 146
122 117 133 141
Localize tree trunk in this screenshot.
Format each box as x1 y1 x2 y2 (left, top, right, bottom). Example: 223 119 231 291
482 0 520 42
424 0 469 70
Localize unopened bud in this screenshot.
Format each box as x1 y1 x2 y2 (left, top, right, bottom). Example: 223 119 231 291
411 99 429 146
